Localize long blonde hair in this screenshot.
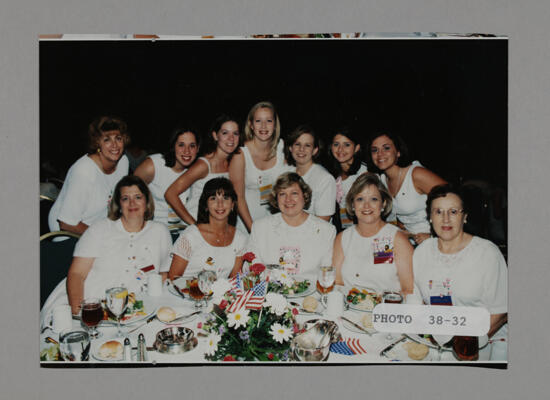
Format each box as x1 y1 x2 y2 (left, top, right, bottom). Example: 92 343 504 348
244 101 281 160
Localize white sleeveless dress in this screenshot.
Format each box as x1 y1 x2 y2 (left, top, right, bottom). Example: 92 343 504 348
185 157 228 220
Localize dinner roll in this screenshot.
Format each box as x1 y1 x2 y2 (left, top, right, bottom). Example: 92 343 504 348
98 340 123 359
403 342 429 360
302 296 318 312
157 306 177 322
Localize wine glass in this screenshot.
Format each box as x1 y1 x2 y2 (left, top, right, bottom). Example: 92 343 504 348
382 291 403 341
198 270 217 310
80 297 103 339
317 266 336 308
188 278 205 310
105 286 129 337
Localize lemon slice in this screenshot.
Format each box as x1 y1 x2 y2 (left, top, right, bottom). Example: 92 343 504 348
115 289 128 299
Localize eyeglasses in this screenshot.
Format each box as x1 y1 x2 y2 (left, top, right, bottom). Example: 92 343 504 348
431 208 464 218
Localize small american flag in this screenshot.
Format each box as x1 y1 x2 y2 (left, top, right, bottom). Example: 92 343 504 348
229 273 244 295
330 339 367 355
226 279 268 313
244 279 268 310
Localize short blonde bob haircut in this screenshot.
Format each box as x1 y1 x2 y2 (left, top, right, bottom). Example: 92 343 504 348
269 172 312 211
244 101 281 160
345 172 393 222
108 175 155 221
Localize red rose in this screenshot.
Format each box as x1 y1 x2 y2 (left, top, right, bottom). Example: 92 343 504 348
267 353 274 360
293 324 301 334
197 322 203 329
223 355 236 361
292 307 299 316
250 263 266 276
243 252 255 263
219 299 228 310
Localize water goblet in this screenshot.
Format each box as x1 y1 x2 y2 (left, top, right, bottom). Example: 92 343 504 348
317 266 336 311
105 286 129 337
198 270 217 310
80 297 103 339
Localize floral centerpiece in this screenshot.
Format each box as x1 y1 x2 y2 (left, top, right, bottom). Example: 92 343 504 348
202 269 300 362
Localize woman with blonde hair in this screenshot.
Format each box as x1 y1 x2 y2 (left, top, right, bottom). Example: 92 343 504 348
333 173 414 295
229 101 291 232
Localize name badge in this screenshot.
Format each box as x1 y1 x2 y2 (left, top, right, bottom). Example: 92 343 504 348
259 184 273 205
279 246 301 275
372 236 394 264
428 278 452 305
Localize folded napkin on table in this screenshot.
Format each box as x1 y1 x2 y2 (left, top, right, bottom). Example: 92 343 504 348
330 338 367 355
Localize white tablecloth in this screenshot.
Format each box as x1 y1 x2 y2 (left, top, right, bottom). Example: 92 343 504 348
40 286 501 364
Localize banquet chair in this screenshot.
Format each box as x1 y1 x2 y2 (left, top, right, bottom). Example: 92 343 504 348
40 195 55 236
40 231 81 308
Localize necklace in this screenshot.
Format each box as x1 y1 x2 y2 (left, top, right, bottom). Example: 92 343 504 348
389 167 403 198
214 226 229 245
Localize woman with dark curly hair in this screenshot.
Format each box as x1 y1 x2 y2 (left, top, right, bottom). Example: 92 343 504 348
134 127 200 226
168 177 247 280
48 116 130 235
368 131 446 245
165 115 240 226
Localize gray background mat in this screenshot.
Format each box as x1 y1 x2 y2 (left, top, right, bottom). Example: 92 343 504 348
1 0 548 398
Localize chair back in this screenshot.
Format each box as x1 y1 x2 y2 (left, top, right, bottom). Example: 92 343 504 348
40 195 55 236
40 231 80 307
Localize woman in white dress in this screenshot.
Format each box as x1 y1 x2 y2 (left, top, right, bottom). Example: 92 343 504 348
134 127 200 226
333 173 414 295
229 101 290 232
168 177 247 279
326 126 368 231
165 115 240 225
413 184 507 346
285 124 336 221
368 131 446 245
42 175 172 316
245 172 336 282
48 116 130 235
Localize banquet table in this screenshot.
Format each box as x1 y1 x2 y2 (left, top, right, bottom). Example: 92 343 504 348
40 284 497 364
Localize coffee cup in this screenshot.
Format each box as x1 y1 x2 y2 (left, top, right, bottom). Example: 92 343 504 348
44 304 73 333
147 274 163 297
325 291 344 318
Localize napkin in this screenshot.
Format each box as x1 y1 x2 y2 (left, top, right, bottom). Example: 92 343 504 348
330 338 367 355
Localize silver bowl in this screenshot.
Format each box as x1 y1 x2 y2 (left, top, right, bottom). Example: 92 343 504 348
291 319 341 361
153 326 197 354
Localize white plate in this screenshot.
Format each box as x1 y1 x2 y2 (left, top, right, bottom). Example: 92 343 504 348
340 311 376 335
116 298 155 326
384 339 434 361
343 285 380 312
91 340 124 362
158 307 199 325
282 279 316 298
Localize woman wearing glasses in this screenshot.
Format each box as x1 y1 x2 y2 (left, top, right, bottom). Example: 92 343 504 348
413 184 507 358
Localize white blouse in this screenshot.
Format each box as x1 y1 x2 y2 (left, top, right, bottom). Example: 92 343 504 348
340 223 401 292
171 224 248 278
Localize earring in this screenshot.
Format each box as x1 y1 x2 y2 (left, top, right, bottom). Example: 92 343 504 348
97 148 101 154
429 219 432 223
381 208 384 212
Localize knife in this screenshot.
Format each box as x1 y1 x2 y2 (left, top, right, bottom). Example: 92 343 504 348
340 316 373 336
379 335 407 357
127 314 156 334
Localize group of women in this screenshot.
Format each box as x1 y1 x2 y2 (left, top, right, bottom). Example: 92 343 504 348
42 101 507 359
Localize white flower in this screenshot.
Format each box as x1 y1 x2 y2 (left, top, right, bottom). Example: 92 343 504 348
205 333 221 356
271 270 294 287
227 308 250 329
269 323 292 344
211 278 232 304
264 292 288 316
